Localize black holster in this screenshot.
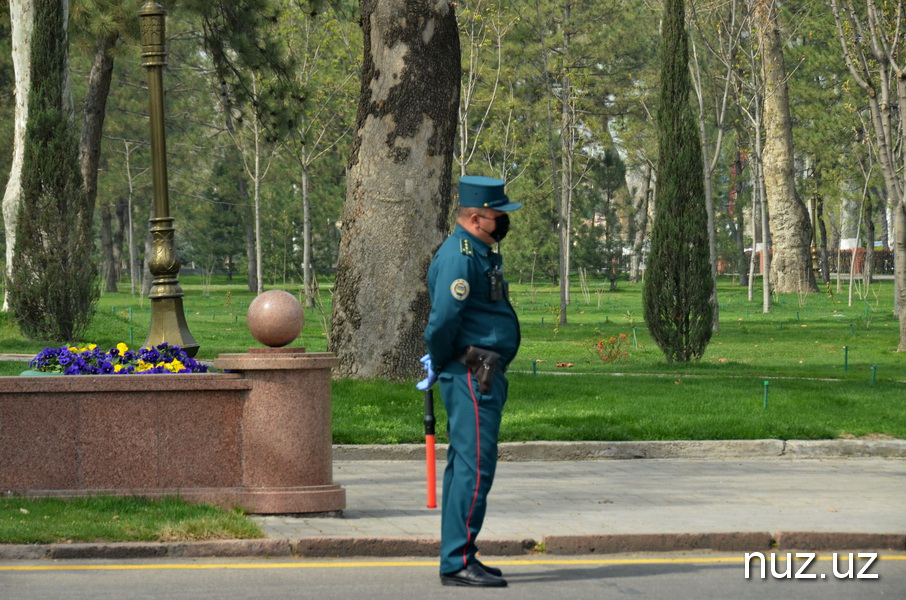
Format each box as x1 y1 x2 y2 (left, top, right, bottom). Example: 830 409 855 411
458 346 500 394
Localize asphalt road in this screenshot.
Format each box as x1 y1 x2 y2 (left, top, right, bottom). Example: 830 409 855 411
2 553 904 600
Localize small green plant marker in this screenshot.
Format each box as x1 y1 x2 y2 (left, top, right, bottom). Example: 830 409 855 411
871 365 877 385
850 323 855 336
763 380 769 408
844 345 849 372
129 326 134 346
532 360 537 376
632 327 638 348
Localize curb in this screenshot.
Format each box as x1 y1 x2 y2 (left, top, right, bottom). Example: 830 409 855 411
2 532 904 561
333 439 906 461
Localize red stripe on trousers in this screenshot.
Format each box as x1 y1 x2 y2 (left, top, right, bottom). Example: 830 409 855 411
462 369 481 569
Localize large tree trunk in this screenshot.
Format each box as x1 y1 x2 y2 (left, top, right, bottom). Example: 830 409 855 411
754 0 816 294
329 0 460 380
79 31 118 224
2 0 34 311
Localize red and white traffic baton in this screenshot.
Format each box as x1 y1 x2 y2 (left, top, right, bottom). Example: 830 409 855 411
424 388 437 509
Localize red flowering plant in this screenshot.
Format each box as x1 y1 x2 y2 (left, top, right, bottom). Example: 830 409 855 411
595 333 629 363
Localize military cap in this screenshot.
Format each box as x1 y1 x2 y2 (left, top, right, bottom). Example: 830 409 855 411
458 175 522 211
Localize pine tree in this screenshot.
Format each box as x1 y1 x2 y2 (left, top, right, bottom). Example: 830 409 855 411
642 0 713 362
9 0 99 341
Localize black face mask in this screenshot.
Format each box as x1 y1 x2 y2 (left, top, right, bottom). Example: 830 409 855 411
490 214 510 242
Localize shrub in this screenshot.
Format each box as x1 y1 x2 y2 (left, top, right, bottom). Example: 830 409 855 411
8 0 99 342
642 0 713 362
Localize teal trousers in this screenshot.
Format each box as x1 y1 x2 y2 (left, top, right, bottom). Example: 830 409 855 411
438 361 508 574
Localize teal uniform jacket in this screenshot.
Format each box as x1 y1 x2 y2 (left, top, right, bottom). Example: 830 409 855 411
424 224 520 575
424 224 520 371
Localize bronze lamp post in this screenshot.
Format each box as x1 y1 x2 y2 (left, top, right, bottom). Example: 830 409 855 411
139 0 199 356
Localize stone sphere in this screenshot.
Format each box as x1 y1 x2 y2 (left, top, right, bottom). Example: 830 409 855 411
247 290 304 347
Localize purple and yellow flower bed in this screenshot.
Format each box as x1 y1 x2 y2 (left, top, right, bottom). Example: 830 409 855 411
28 342 209 375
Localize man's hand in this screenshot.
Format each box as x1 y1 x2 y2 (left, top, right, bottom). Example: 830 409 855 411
416 354 438 390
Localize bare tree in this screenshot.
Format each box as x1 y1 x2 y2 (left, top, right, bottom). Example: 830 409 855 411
689 0 747 331
456 0 515 177
225 76 278 295
732 4 772 312
831 0 906 350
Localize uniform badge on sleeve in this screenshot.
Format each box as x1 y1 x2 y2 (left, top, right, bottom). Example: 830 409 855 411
450 279 470 301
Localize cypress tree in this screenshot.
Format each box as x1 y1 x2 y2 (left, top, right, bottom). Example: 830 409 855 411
9 0 99 341
642 0 713 362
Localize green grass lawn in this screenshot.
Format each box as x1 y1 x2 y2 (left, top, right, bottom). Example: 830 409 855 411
0 274 902 544
2 274 904 442
0 496 264 544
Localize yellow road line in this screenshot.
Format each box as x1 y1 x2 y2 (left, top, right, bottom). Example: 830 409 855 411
1 554 904 572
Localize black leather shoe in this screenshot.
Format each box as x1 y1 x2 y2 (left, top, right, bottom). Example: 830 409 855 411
474 559 503 577
440 563 508 587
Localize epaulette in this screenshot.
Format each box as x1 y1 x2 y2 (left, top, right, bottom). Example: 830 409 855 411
460 239 473 256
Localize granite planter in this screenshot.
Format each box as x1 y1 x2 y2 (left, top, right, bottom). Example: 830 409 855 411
0 349 345 514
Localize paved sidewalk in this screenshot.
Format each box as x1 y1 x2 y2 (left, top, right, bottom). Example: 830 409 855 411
252 456 906 556
2 444 904 560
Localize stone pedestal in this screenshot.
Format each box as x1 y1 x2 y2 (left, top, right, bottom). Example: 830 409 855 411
0 349 345 515
213 349 345 514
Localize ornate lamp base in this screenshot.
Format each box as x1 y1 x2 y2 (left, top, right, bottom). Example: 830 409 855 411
144 296 200 357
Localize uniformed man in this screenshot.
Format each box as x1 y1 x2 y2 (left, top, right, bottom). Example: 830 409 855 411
418 175 521 587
